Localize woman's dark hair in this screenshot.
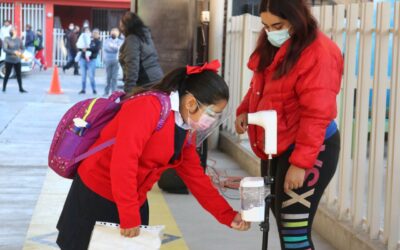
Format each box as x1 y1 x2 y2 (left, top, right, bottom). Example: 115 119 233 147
254 0 318 79
150 67 229 105
120 12 148 42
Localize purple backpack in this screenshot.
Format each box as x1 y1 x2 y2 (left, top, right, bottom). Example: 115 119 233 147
48 91 171 179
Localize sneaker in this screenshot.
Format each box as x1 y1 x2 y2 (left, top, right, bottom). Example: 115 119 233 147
79 90 86 94
19 89 28 93
93 90 97 95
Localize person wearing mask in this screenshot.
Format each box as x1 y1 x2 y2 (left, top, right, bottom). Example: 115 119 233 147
0 20 11 42
119 12 163 93
33 29 47 71
2 26 27 93
63 25 80 75
56 61 250 250
78 28 102 94
103 28 123 96
24 24 35 55
235 0 343 249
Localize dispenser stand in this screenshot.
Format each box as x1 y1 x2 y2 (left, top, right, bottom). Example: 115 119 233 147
259 161 275 250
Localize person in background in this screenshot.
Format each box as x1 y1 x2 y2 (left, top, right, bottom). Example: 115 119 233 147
56 61 250 250
235 0 343 249
119 12 163 93
63 25 80 75
78 28 102 95
2 26 27 93
103 28 123 96
33 29 47 71
24 24 35 55
0 20 11 42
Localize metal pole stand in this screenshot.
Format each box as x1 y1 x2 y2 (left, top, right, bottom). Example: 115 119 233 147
260 176 275 250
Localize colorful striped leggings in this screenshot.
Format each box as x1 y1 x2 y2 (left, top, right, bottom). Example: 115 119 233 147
261 131 340 250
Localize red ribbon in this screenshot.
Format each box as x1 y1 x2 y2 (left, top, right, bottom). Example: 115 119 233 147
186 60 221 75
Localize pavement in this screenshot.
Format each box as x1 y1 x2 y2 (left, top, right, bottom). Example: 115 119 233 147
0 67 335 250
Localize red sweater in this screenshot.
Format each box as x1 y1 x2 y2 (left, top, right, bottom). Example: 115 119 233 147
237 32 343 168
78 95 237 229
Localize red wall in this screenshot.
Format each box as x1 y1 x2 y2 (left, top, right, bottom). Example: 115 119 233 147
54 5 93 30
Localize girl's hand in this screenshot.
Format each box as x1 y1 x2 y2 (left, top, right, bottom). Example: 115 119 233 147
120 226 140 238
284 165 306 193
235 113 248 134
231 213 251 231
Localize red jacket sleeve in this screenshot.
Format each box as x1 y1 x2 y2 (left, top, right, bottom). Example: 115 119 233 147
290 54 343 168
175 143 238 227
109 97 161 228
236 84 252 116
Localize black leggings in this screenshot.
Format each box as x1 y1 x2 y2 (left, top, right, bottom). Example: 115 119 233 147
262 131 340 250
2 62 23 91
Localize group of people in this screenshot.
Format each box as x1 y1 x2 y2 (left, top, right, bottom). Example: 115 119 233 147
0 20 47 93
62 12 163 97
56 0 343 249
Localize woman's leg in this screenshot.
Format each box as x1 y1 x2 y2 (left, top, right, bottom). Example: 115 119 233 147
271 132 340 250
79 59 87 93
13 63 25 92
2 62 13 92
88 60 97 93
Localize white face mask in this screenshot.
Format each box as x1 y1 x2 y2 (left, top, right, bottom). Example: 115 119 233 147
265 29 291 48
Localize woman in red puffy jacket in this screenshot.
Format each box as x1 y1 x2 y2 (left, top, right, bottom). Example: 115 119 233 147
235 0 343 249
56 61 250 250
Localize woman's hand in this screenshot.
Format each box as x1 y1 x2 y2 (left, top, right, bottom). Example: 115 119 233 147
284 165 306 193
231 213 251 231
15 50 22 56
235 113 248 134
120 226 140 238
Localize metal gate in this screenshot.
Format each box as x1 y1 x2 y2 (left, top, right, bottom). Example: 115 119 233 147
0 2 14 27
21 3 45 46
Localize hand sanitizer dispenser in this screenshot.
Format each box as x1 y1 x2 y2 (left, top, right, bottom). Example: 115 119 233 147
240 177 270 222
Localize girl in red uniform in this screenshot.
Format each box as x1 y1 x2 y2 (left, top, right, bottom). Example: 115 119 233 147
235 0 343 249
56 61 250 250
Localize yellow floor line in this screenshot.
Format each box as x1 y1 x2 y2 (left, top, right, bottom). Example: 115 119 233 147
148 186 189 250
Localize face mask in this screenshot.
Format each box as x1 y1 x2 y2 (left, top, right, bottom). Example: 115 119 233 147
188 112 217 131
265 29 290 48
69 25 74 30
111 34 117 39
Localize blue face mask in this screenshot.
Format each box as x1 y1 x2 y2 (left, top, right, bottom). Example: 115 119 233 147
265 29 291 48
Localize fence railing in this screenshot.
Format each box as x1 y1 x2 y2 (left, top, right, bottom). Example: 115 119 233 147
0 3 14 32
52 28 110 68
223 2 400 249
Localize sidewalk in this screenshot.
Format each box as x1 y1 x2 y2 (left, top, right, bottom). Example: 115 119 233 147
0 68 335 250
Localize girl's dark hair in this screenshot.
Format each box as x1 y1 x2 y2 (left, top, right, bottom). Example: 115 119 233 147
120 12 148 42
254 0 318 79
150 67 230 105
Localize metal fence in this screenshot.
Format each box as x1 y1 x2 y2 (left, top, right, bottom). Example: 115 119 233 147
223 2 400 249
0 2 14 28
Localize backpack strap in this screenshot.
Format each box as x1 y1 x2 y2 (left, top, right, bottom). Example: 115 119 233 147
74 91 171 164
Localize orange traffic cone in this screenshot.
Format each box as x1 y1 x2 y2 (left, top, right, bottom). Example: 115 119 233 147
48 65 63 94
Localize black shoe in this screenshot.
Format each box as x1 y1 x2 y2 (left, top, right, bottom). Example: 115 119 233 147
74 72 80 76
93 90 97 95
2 89 5 93
19 89 28 93
79 90 86 94
62 67 66 74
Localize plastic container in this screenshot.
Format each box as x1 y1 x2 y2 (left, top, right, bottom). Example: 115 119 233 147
240 177 269 222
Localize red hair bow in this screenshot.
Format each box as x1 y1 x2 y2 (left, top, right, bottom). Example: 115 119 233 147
186 60 221 75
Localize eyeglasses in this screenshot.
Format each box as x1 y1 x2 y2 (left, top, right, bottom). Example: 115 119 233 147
187 92 223 119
